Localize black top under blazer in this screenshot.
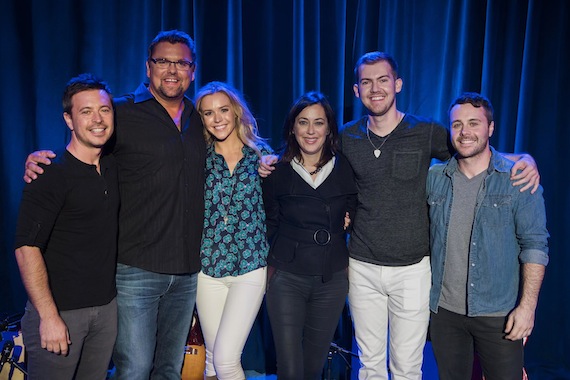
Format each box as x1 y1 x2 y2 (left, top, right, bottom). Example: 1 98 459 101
262 153 358 280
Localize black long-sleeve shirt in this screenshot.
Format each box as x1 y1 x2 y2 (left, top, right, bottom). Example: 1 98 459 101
15 150 119 311
111 83 206 274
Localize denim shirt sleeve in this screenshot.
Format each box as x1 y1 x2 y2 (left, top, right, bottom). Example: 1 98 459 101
514 185 550 266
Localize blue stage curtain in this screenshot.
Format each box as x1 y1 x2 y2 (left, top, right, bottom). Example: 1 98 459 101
1 0 568 377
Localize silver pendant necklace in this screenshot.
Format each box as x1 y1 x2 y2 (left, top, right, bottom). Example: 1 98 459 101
366 124 392 158
365 114 404 158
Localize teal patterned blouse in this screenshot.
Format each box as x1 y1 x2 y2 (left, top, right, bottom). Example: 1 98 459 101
200 143 270 277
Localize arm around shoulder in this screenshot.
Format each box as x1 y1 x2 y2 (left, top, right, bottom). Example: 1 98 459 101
502 152 540 193
23 150 57 183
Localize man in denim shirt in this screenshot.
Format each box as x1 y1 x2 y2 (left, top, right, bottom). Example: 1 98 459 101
427 92 549 380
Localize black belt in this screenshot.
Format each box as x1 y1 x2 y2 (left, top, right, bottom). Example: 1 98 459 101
279 223 344 246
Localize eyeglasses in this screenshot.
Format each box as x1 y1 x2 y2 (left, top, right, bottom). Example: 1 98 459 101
149 58 195 71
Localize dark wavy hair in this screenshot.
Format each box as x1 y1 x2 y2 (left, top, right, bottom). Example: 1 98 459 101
281 91 339 168
448 92 494 125
62 73 112 114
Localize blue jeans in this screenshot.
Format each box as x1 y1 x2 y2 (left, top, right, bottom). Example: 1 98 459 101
113 264 198 380
266 269 348 380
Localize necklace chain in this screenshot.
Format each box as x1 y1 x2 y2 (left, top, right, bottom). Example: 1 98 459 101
220 175 236 224
365 114 404 158
308 166 322 175
366 125 392 158
296 158 322 176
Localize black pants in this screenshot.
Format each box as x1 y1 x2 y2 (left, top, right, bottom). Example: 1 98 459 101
430 308 524 380
266 269 348 380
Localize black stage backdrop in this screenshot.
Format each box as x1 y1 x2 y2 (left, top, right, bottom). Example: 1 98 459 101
1 0 568 377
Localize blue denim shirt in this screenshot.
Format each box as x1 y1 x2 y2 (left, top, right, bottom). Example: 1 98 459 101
427 147 549 316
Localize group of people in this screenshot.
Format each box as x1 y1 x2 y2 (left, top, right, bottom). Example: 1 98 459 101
14 29 548 380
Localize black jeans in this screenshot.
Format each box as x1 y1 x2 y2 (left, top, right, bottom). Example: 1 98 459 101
430 308 524 380
266 269 348 380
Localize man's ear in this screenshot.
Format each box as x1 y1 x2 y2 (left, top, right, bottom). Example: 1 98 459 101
190 63 196 82
395 77 403 94
353 83 360 99
63 112 73 131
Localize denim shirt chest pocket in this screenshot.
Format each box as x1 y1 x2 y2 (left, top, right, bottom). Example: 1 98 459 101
428 193 446 207
478 194 512 227
427 192 448 238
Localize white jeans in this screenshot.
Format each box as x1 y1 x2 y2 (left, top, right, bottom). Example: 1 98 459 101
348 257 431 380
196 267 266 380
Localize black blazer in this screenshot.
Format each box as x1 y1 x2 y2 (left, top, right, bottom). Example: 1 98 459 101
262 154 357 278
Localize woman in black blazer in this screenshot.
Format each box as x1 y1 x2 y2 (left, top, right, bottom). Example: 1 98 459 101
262 91 357 380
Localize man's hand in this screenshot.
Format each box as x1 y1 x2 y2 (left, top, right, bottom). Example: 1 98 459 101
510 154 540 194
39 314 71 355
258 154 278 178
504 263 545 340
504 305 535 341
343 212 351 230
24 150 56 183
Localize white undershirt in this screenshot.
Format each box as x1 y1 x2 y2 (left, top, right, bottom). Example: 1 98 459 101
291 156 336 189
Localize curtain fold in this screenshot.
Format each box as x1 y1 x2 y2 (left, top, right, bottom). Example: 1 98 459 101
1 0 567 376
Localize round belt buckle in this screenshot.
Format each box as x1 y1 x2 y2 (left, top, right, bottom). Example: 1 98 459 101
313 229 331 246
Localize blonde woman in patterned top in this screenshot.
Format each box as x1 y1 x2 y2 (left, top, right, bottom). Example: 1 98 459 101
195 81 271 380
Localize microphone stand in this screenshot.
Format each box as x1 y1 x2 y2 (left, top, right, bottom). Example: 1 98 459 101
324 342 358 380
0 313 28 377
0 339 27 376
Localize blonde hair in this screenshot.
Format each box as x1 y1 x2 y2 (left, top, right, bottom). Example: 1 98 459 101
195 81 269 157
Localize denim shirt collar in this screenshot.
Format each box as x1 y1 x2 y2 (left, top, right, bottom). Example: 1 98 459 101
443 146 510 177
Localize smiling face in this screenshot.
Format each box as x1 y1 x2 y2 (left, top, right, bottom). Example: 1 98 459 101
450 103 494 159
64 89 114 151
199 92 239 143
293 104 330 161
146 42 195 104
353 60 402 117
